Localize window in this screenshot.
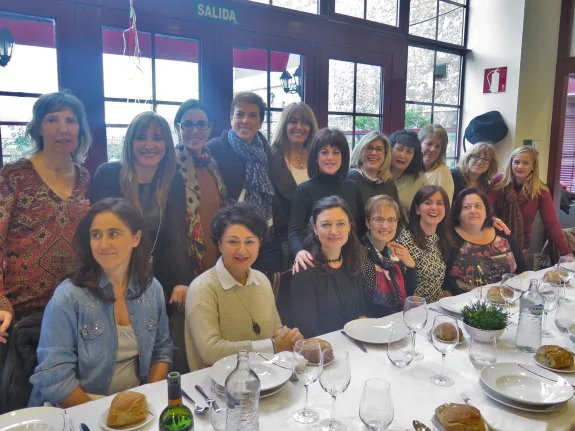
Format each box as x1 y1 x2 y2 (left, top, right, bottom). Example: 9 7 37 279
335 0 399 26
405 46 462 166
410 0 466 46
0 13 58 165
327 59 383 148
102 28 200 161
233 47 303 143
243 0 318 14
559 74 575 191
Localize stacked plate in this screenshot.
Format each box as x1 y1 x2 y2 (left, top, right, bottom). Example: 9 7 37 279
210 352 292 398
0 407 69 431
343 317 408 344
480 362 574 412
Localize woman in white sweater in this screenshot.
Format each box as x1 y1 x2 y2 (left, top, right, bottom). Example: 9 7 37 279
185 202 303 371
418 124 454 203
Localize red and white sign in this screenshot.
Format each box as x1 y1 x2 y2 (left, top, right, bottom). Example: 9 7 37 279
483 67 507 94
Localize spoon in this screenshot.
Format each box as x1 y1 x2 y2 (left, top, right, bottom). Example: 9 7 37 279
413 420 431 431
181 389 209 415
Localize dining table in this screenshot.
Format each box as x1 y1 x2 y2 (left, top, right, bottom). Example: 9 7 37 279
66 266 575 431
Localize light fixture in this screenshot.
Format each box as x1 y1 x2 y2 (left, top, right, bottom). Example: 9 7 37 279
0 28 14 67
280 65 302 97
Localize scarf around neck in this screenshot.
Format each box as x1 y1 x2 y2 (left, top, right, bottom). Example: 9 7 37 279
502 183 527 250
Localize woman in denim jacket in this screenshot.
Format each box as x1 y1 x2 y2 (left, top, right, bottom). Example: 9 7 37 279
29 198 172 407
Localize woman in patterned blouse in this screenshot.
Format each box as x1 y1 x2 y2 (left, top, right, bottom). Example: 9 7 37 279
0 91 91 340
396 185 454 303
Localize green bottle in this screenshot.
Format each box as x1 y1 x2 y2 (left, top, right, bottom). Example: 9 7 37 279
159 372 194 431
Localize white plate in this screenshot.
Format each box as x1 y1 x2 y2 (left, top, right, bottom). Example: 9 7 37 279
533 354 575 373
481 362 574 406
505 271 535 291
0 407 67 431
343 318 408 344
210 352 292 392
438 295 473 315
479 379 566 413
260 382 287 398
99 404 155 431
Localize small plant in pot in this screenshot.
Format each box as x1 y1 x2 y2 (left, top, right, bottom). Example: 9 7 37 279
461 300 510 342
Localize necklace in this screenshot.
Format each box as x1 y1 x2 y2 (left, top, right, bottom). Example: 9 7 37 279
140 206 162 265
326 253 342 263
291 148 306 170
233 288 261 336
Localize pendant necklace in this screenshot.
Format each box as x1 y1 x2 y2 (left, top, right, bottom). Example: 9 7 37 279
140 207 162 265
233 288 261 335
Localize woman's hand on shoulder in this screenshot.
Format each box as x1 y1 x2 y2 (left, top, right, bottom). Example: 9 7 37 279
389 242 416 268
273 327 303 352
292 250 314 274
492 217 511 235
0 310 13 344
169 285 188 312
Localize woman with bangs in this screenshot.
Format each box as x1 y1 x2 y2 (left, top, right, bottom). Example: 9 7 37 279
346 132 399 237
419 124 455 203
269 102 318 264
90 111 194 373
288 128 357 272
451 142 498 197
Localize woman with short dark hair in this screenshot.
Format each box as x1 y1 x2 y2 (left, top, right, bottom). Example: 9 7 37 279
29 198 172 407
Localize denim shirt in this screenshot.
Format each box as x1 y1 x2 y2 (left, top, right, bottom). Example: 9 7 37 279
29 276 173 406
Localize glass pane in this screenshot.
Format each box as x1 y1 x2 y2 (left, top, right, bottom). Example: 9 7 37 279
1 125 32 164
405 103 432 129
267 110 282 144
335 0 364 19
355 116 381 143
366 0 399 26
559 74 575 190
328 115 354 147
156 104 180 144
356 63 381 114
432 107 458 158
438 2 464 45
406 47 434 103
0 96 35 122
104 101 153 125
106 127 126 162
273 0 318 13
233 47 268 103
433 52 461 105
270 53 303 109
155 35 200 102
328 60 355 112
0 14 57 94
409 0 437 40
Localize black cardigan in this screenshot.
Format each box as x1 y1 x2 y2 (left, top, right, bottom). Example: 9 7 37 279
451 167 467 200
89 162 195 301
268 144 298 237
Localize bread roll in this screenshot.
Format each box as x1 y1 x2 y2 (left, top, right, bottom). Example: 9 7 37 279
433 323 463 343
301 338 333 364
487 286 506 304
536 345 574 369
544 269 565 285
434 403 485 431
107 391 148 428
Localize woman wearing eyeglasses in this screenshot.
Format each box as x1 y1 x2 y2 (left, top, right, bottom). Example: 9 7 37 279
360 195 416 317
451 143 498 197
174 99 227 273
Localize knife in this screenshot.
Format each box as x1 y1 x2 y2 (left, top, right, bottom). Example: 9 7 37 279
340 330 367 353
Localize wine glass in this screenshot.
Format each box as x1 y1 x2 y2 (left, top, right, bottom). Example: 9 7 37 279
557 256 575 303
554 301 575 335
208 383 226 431
387 328 413 368
500 273 522 326
403 296 428 361
359 378 394 430
292 339 323 424
469 336 498 370
538 282 559 338
319 349 351 431
430 315 459 387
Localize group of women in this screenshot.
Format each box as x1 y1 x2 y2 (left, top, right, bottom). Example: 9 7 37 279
0 89 571 409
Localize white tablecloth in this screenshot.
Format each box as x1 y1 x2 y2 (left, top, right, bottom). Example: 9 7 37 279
66 267 575 430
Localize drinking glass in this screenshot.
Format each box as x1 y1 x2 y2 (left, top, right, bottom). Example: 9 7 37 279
557 256 575 303
208 383 227 431
319 349 351 431
403 296 428 361
359 378 394 431
554 301 575 335
469 336 498 370
292 339 323 424
387 328 413 368
501 273 522 326
538 282 559 338
430 315 459 387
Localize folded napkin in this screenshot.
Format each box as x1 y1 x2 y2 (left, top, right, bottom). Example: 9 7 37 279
476 402 547 431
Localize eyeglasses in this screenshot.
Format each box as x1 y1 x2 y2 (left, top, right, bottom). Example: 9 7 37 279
470 155 491 164
369 217 399 226
178 120 210 131
365 146 386 155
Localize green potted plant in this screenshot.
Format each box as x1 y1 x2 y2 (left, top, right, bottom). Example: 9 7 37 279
461 300 510 342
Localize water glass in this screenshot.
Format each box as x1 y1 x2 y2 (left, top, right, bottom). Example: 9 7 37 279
403 296 428 361
558 256 575 303
430 315 459 387
292 339 323 424
538 282 559 338
469 336 497 370
209 383 227 431
319 349 351 431
387 328 413 368
554 301 575 335
359 379 394 431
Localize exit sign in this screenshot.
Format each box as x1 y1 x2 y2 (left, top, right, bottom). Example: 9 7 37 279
194 1 239 25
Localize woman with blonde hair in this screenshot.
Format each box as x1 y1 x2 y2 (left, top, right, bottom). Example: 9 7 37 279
491 146 571 256
419 124 455 202
346 132 399 236
451 142 498 197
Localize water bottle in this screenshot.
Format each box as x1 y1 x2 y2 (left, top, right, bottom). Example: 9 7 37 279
225 350 260 431
515 279 544 352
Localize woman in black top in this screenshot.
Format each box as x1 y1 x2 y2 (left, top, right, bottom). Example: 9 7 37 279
289 196 365 338
89 111 193 373
288 128 356 272
346 131 399 237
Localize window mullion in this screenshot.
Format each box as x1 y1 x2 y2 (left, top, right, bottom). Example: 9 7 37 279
352 62 358 147
151 34 157 111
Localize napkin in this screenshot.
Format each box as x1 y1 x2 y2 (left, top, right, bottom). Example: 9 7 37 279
477 402 547 431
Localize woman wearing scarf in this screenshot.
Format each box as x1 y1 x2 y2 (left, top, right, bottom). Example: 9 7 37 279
174 99 226 273
208 92 282 275
491 146 571 258
360 196 416 317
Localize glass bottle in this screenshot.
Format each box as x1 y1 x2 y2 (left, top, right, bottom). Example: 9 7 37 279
159 371 194 431
515 279 544 352
225 350 260 431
